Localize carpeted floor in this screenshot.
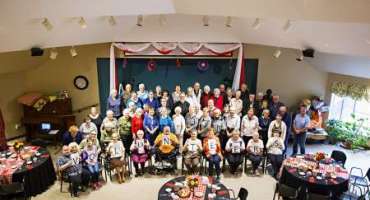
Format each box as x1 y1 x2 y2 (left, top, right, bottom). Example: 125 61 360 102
32 143 370 200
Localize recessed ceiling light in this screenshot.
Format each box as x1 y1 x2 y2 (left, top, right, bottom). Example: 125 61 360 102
283 20 292 32
70 46 78 57
49 48 58 60
273 49 281 58
225 16 232 28
203 16 209 27
252 18 261 30
108 16 116 26
78 17 87 29
41 18 53 31
136 15 143 27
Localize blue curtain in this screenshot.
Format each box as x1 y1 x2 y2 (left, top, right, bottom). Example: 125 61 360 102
97 58 258 114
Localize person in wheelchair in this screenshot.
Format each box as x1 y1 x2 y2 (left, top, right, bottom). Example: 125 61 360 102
154 126 179 170
203 128 223 181
106 133 126 184
130 130 150 177
183 130 203 174
246 132 264 176
266 130 285 178
225 130 246 175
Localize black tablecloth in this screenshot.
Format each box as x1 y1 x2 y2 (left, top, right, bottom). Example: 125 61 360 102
158 176 231 200
280 160 349 199
11 147 56 197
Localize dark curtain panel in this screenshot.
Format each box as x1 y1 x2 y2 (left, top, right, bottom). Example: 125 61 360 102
0 108 6 150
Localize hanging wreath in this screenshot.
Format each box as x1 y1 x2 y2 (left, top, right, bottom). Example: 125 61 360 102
147 59 156 72
197 60 209 73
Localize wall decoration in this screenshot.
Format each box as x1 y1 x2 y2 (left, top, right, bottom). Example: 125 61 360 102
147 59 156 72
73 75 89 90
197 60 209 73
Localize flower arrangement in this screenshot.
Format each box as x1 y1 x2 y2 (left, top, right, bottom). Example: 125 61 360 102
13 141 24 152
186 176 199 189
314 152 326 162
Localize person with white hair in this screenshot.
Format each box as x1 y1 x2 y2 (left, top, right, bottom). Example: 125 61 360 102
193 82 202 105
185 106 199 142
107 89 122 118
159 107 175 132
127 92 143 109
172 84 182 103
225 130 245 174
118 108 132 151
230 90 243 116
241 108 259 145
143 107 159 145
173 106 186 152
185 87 199 108
246 132 264 175
200 85 212 109
225 107 241 137
131 108 143 138
79 116 98 138
211 108 227 148
197 107 212 140
130 130 150 177
101 110 118 142
137 83 148 102
212 88 224 111
106 133 126 183
157 96 171 117
173 92 190 116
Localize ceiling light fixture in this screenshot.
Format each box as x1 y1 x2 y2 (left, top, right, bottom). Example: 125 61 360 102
49 48 58 60
273 49 281 58
159 14 167 26
108 16 116 26
203 16 209 27
70 46 78 57
296 50 303 61
41 18 53 31
78 17 87 29
252 18 261 30
225 16 232 28
283 20 292 32
136 15 143 27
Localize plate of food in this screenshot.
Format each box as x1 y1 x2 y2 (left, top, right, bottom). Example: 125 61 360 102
177 187 191 198
194 191 203 198
26 160 32 165
298 171 306 176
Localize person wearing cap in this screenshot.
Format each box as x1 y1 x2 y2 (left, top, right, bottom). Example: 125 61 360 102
106 133 126 183
154 126 179 169
225 130 245 174
118 108 132 152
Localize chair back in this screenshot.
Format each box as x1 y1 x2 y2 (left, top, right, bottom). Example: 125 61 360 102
237 187 248 200
331 150 347 166
307 192 331 200
366 168 370 181
278 183 299 199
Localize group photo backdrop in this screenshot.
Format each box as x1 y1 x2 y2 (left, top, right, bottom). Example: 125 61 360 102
97 58 258 114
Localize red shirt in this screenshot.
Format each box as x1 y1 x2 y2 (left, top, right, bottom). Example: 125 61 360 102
131 115 143 136
200 93 213 109
212 95 224 111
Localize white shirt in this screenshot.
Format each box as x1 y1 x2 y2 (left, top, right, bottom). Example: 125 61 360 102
207 138 217 155
186 95 199 108
225 115 241 130
266 137 285 155
268 120 287 140
107 141 125 158
247 139 264 154
173 114 186 136
230 98 243 115
130 138 147 154
185 138 202 153
241 115 259 137
79 122 98 134
226 137 245 154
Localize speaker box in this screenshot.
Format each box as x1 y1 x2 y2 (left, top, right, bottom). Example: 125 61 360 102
31 47 44 56
303 48 315 58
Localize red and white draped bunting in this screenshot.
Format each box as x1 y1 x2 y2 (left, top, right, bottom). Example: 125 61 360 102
110 42 245 91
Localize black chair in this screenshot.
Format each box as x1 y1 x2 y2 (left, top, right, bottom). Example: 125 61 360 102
181 154 204 175
58 168 73 197
331 150 347 167
244 153 266 175
273 182 300 200
0 181 27 200
306 192 332 200
237 187 249 200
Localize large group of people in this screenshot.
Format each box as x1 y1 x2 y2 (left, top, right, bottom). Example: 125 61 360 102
58 82 312 196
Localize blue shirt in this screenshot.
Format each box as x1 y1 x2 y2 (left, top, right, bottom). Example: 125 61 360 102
62 131 83 145
159 116 175 132
294 114 310 130
143 115 159 133
143 98 159 110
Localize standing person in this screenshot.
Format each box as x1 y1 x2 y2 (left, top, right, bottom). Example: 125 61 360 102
122 83 133 106
106 133 126 184
172 84 182 103
159 107 175 132
211 109 227 149
241 108 259 145
89 107 103 141
197 107 212 141
279 106 292 154
258 109 272 150
127 92 143 109
183 130 203 174
173 92 190 116
225 107 241 137
79 116 98 138
224 88 234 106
161 90 174 111
130 130 150 177
263 89 273 104
269 95 284 119
292 105 311 155
230 90 243 116
194 104 203 120
246 132 264 175
207 99 216 117
100 110 118 142
83 141 101 190
268 113 287 141
173 106 186 152
185 87 199 108
118 109 132 152
193 82 202 106
137 83 148 102
143 91 159 111
200 85 212 109
245 94 259 116
203 129 223 181
212 88 224 111
225 130 245 174
143 108 159 146
157 97 171 117
240 83 250 103
266 130 285 178
154 85 162 101
131 108 144 138
185 106 199 143
255 92 265 117
107 89 122 118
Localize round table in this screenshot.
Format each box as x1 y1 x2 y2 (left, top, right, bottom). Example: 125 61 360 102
158 176 231 200
280 155 349 199
2 147 56 197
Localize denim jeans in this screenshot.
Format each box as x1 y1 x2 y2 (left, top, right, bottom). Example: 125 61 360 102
87 163 99 182
208 154 221 177
292 132 307 155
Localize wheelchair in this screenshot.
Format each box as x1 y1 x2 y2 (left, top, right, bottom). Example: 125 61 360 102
151 146 179 175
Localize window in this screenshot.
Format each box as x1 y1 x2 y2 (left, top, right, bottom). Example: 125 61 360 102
329 93 370 122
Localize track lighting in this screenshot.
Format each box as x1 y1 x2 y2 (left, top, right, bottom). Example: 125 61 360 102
159 14 167 26
252 18 261 30
41 18 53 31
108 16 116 26
136 15 143 26
203 16 209 27
70 46 78 57
78 17 87 29
225 16 232 28
273 49 281 58
283 20 292 32
49 48 58 60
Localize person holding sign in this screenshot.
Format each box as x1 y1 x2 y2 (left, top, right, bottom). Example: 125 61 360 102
106 133 126 184
183 130 203 174
130 130 150 177
203 128 223 181
225 130 245 175
246 132 264 175
266 130 285 178
154 126 179 169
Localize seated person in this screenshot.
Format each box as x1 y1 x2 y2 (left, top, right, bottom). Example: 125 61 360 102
62 125 83 145
82 141 101 190
266 130 285 178
154 126 179 169
130 130 150 177
79 131 101 152
203 128 223 181
246 132 264 175
183 130 203 174
101 110 118 143
106 133 126 184
225 130 246 174
79 116 98 138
